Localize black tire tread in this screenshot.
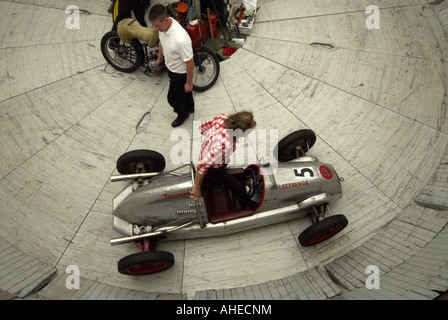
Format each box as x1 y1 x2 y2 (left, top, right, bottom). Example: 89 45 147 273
118 251 175 275
193 46 220 92
116 149 166 174
101 31 144 73
274 129 317 162
298 214 348 247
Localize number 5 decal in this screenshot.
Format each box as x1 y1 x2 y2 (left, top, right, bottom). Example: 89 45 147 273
294 168 314 178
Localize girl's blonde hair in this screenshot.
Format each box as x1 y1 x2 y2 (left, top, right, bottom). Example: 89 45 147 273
224 111 255 131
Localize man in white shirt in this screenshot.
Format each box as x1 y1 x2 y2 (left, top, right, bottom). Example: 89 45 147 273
149 4 195 127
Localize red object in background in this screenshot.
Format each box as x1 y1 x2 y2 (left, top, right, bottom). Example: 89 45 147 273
186 20 207 47
176 12 186 24
208 13 217 37
223 47 237 56
237 8 245 24
175 2 188 24
177 2 188 13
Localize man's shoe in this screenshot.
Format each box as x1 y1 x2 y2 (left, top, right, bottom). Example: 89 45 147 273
171 115 189 127
189 107 195 113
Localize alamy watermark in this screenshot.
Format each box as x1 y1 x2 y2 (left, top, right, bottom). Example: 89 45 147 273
366 5 380 30
64 5 380 31
65 265 80 290
365 265 380 289
66 5 80 30
64 263 381 292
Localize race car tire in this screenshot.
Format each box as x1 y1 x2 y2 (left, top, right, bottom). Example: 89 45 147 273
298 214 348 247
118 251 175 275
274 129 316 162
116 149 166 174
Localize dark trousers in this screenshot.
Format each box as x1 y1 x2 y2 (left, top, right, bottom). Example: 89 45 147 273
112 0 148 31
167 70 194 119
205 167 258 210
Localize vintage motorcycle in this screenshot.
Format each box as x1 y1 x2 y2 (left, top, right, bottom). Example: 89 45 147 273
100 18 220 92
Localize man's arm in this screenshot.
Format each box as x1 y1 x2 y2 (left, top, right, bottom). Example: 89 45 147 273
184 57 194 92
156 41 164 68
190 150 213 200
190 171 204 200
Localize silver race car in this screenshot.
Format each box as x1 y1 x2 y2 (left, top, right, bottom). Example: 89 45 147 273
110 130 348 275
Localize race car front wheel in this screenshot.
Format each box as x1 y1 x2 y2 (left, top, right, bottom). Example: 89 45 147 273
298 214 348 247
274 129 317 162
118 251 175 275
116 149 166 174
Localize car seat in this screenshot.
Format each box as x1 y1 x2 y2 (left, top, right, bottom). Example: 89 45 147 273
201 168 254 224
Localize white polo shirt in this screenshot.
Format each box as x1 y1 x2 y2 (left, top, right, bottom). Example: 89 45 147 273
159 18 193 74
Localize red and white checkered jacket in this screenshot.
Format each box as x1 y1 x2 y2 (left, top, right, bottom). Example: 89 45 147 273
196 114 236 175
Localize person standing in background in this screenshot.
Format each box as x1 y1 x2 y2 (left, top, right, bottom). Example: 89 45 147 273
112 0 149 31
149 4 195 127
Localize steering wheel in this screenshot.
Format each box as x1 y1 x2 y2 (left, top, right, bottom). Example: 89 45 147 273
245 168 258 198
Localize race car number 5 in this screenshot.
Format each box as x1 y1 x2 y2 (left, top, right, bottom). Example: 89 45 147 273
294 168 314 178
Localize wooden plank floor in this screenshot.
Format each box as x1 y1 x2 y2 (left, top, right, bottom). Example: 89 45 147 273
0 237 56 298
1 0 448 299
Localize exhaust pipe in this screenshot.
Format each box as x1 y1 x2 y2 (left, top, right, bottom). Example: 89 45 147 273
110 164 189 183
110 221 195 246
110 172 162 183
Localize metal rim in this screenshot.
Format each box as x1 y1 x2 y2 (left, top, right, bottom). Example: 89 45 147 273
275 129 316 162
306 225 344 245
193 51 218 88
127 262 168 275
116 150 166 175
281 138 312 160
104 36 139 70
125 159 157 174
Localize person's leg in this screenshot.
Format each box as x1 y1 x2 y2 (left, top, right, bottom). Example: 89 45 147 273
131 0 148 27
112 0 133 30
210 167 258 210
167 71 190 126
184 90 194 114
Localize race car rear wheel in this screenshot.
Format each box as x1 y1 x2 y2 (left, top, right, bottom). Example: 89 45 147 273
118 251 175 275
298 214 348 247
274 129 316 162
116 149 166 174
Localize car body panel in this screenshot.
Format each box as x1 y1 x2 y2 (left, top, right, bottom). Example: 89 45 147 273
111 156 342 243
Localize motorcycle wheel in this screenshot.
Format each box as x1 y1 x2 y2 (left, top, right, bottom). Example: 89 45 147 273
274 129 317 162
298 214 348 247
118 251 174 275
116 149 166 174
193 46 220 92
101 31 144 73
